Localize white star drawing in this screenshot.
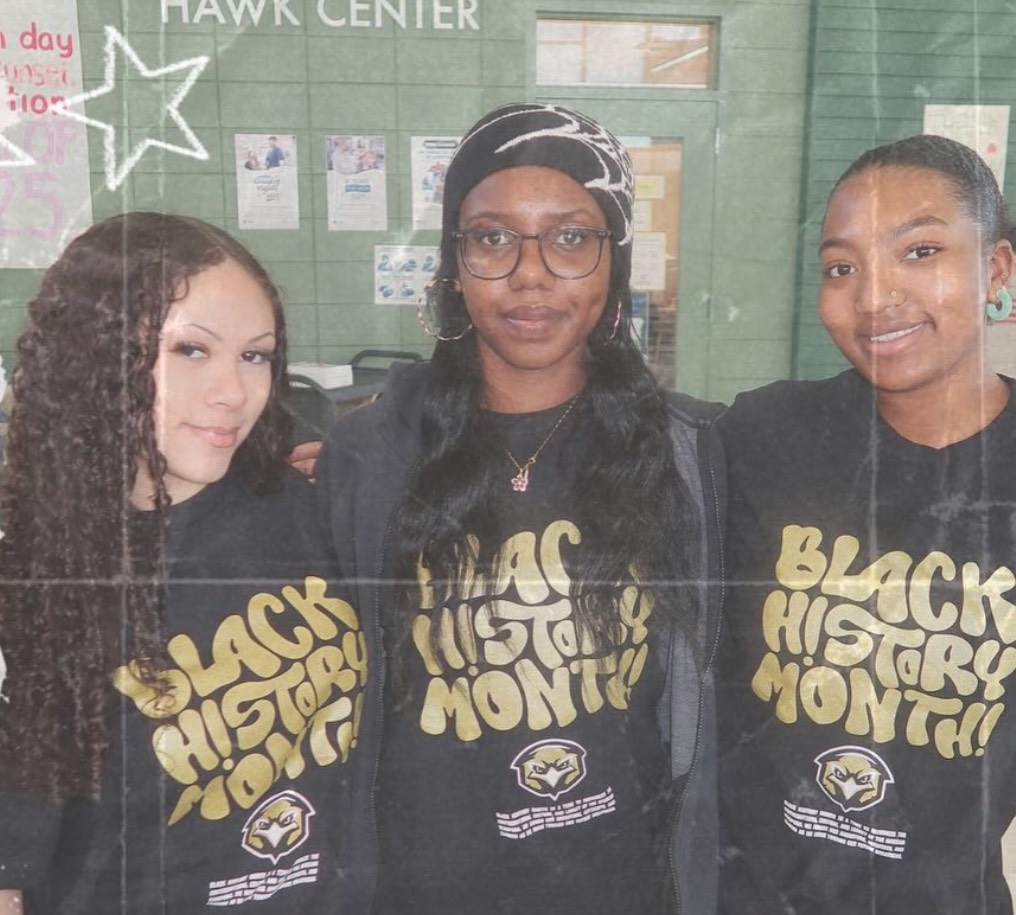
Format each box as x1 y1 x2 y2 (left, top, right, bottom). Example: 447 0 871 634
0 133 34 168
52 26 210 190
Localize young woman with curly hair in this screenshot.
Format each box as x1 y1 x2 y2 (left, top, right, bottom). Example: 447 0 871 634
317 103 725 914
0 213 366 914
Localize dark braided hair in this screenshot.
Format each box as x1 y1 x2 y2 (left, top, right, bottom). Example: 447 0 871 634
0 212 292 800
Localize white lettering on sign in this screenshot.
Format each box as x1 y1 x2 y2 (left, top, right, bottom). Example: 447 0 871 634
162 0 480 29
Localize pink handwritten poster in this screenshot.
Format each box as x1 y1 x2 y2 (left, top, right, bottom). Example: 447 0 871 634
0 0 93 268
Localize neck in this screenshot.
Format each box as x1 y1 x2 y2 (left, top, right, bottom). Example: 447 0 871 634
876 370 1010 448
481 362 588 413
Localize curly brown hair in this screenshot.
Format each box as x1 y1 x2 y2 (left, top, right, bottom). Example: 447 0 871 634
0 212 292 800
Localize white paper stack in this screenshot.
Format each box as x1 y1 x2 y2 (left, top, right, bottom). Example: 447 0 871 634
288 362 354 388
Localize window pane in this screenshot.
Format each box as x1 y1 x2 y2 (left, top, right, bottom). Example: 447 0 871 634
536 18 717 88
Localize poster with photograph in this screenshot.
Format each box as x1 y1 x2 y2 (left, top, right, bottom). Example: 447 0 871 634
374 244 438 305
0 0 93 267
234 133 299 230
411 136 459 229
327 135 387 231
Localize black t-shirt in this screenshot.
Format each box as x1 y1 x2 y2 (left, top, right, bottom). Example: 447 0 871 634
717 371 1016 915
1 469 366 914
375 400 670 914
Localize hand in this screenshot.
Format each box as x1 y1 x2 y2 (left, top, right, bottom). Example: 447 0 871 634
287 441 321 481
0 891 23 913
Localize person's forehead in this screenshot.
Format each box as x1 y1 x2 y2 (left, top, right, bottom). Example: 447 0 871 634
823 166 967 237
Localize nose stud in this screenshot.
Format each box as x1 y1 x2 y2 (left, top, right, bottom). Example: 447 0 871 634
890 290 898 299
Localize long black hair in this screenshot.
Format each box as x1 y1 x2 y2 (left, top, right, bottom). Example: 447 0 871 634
0 212 292 800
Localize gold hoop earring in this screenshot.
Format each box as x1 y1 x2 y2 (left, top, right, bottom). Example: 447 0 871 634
417 279 473 342
594 301 623 345
607 301 622 341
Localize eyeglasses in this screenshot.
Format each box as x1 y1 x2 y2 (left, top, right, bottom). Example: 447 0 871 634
452 225 611 280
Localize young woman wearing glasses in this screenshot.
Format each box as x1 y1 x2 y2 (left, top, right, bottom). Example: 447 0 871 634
315 103 725 914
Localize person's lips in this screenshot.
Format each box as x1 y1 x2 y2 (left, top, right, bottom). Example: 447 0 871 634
503 306 563 335
188 424 241 448
859 321 927 354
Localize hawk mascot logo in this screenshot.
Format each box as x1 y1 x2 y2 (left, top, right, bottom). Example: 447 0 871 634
511 739 587 801
814 746 895 813
241 790 316 864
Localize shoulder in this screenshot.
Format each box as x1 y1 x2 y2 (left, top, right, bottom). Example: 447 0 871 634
316 362 427 553
169 468 328 563
323 361 428 460
661 390 726 530
665 389 725 428
718 370 865 440
662 391 725 484
217 465 319 517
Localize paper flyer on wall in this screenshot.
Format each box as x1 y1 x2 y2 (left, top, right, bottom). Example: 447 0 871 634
375 244 438 305
327 135 387 231
923 104 1010 188
411 136 459 229
234 134 299 230
0 0 93 267
631 232 667 291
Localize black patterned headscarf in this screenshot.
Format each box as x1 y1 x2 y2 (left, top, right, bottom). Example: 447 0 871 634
442 103 635 277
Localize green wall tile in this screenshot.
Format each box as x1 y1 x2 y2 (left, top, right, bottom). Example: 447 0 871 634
307 84 398 128
131 172 226 214
306 36 397 82
483 40 525 85
396 85 486 130
0 307 28 345
218 82 309 127
315 261 375 305
316 303 403 346
283 303 320 346
0 272 42 309
272 261 318 302
395 38 482 84
288 344 321 363
238 225 317 261
216 35 310 81
723 48 808 93
724 6 810 50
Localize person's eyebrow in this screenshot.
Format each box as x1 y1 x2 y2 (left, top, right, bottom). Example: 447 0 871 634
819 215 949 253
461 207 603 225
245 331 277 345
168 324 276 345
170 321 222 342
888 214 948 239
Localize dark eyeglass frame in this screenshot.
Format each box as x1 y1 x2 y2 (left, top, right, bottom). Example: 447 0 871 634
451 225 612 280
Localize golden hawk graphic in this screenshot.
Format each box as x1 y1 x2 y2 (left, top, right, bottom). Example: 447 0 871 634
511 739 587 801
814 746 895 813
241 790 316 864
